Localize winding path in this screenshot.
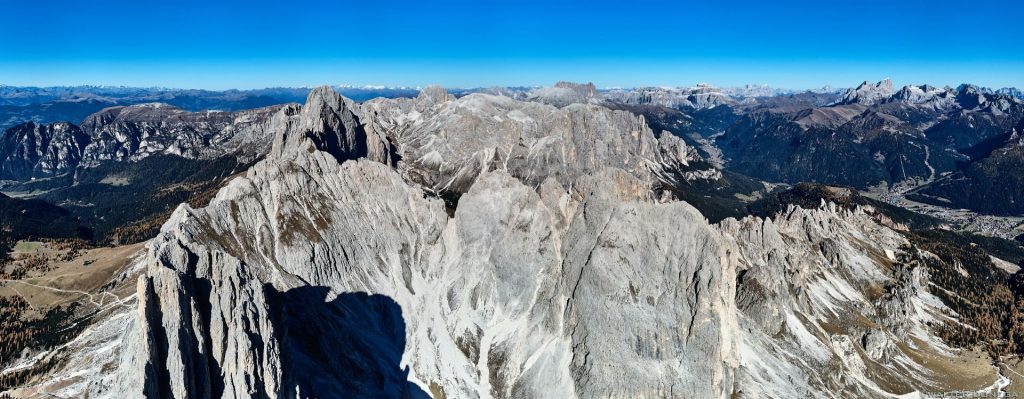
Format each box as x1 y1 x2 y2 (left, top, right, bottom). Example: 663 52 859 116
0 278 126 309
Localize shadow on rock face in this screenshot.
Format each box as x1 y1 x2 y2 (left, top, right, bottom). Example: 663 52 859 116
266 285 430 399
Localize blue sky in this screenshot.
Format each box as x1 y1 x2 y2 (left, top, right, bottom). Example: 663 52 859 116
1 0 1021 89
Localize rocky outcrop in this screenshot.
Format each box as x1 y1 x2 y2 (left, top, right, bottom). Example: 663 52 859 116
364 91 662 193
602 85 737 110
722 203 959 397
843 80 1023 116
651 134 722 183
525 82 598 107
0 102 288 182
888 84 956 109
79 103 285 166
0 121 90 180
270 86 393 164
104 147 742 398
841 79 895 105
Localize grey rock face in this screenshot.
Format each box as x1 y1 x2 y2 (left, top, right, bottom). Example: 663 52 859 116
271 86 393 165
0 121 90 180
525 82 598 107
720 203 956 398
841 79 896 105
107 151 741 398
651 134 722 183
889 84 956 109
364 92 661 194
21 87 1008 399
0 101 292 182
602 85 737 110
843 80 1023 113
80 103 285 166
554 81 596 97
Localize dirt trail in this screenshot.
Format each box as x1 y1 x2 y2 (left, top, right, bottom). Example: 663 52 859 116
1 278 126 310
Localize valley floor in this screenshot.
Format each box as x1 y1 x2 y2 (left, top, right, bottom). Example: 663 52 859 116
863 184 1024 240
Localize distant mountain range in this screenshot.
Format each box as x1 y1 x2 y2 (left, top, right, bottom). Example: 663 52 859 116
0 85 421 131
3 81 1020 131
720 80 1023 188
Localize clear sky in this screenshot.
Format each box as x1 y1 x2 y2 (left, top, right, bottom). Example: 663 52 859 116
1 0 1021 90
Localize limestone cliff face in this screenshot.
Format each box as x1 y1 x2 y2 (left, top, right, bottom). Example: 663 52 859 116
0 102 290 181
114 151 741 398
601 85 737 110
78 103 286 165
270 86 392 164
363 91 662 194
25 87 1005 399
0 121 90 180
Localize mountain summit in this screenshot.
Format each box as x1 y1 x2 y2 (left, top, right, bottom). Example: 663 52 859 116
841 78 895 105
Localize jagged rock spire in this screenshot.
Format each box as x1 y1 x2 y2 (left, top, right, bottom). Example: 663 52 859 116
271 85 371 162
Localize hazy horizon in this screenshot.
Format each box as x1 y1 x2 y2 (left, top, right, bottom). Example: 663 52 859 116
1 77 1021 93
2 0 1021 90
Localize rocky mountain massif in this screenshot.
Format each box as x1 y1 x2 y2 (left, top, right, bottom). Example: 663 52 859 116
717 80 1024 190
1 85 1024 399
0 103 284 181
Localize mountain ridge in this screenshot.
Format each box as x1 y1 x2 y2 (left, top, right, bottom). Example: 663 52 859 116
6 85 1021 398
